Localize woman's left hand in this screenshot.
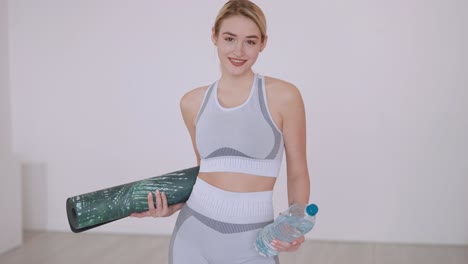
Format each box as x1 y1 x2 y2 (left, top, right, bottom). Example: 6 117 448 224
271 236 305 253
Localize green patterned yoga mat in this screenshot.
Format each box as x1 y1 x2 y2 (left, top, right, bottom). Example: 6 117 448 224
66 166 199 233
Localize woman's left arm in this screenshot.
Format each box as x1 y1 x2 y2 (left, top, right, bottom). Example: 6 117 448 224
281 83 310 205
273 82 311 253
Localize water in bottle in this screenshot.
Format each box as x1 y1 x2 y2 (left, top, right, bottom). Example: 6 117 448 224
255 203 319 257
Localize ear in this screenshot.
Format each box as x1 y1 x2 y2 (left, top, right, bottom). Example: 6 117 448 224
260 35 268 52
211 27 218 46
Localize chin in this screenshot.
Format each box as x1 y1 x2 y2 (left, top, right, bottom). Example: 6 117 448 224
223 65 253 76
228 69 249 76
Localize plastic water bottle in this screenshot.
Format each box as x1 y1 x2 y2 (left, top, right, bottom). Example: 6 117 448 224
255 203 319 257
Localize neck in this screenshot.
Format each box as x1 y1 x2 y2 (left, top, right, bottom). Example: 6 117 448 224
219 70 255 91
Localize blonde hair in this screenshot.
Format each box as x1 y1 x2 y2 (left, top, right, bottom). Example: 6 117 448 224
213 0 267 42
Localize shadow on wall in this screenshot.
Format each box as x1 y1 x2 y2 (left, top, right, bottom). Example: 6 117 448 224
22 163 48 230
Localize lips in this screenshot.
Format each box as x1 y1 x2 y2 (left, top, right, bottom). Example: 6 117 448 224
229 58 247 67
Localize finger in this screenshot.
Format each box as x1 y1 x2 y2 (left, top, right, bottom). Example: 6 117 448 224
272 240 300 252
147 192 155 211
155 190 163 210
130 212 145 218
161 192 168 211
281 237 304 248
271 240 290 251
287 240 302 252
290 240 301 251
295 237 305 244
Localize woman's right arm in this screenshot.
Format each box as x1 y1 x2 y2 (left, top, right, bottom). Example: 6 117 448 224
180 86 208 167
130 86 206 218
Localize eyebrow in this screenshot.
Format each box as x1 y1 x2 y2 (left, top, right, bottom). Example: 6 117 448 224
222 32 259 39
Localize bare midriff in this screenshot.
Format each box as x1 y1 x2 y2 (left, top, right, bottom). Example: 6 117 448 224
198 172 276 193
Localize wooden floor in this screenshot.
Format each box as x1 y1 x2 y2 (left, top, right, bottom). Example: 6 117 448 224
1 231 467 264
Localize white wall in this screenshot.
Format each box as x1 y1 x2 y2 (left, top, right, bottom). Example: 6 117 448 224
0 1 9 157
0 0 22 254
8 0 468 245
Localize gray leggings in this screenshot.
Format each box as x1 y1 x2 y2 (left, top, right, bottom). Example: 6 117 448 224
169 205 279 264
168 178 279 264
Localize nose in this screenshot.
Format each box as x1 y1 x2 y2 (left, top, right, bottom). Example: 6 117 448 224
233 41 244 56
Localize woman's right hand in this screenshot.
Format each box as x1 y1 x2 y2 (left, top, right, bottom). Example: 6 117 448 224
129 190 185 218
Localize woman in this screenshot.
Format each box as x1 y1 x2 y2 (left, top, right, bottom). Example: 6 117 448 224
132 1 310 263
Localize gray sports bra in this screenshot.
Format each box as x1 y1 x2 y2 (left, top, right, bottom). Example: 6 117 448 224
195 73 284 178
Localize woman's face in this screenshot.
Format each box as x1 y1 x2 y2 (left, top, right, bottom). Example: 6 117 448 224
212 15 267 76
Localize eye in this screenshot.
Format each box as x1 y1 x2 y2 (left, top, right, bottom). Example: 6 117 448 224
246 40 257 45
224 37 234 42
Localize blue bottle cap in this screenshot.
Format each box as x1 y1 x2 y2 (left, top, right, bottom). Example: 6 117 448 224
306 204 319 216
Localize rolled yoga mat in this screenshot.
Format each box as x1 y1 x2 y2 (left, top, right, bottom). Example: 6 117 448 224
66 166 199 233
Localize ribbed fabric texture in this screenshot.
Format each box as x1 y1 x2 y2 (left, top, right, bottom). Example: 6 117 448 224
187 178 274 224
199 156 282 178
196 73 284 178
177 206 273 234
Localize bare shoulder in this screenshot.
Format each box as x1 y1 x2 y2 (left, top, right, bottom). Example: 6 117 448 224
180 85 209 113
264 76 303 107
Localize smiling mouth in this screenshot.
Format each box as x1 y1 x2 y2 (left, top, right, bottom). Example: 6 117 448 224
229 58 247 67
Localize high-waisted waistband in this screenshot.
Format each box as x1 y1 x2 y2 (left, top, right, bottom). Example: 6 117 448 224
186 178 274 224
